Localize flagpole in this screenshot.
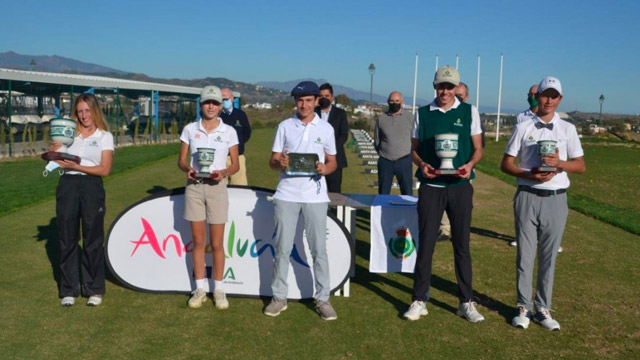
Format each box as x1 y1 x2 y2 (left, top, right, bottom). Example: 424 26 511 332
412 53 419 114
495 53 504 142
475 54 480 108
434 54 438 98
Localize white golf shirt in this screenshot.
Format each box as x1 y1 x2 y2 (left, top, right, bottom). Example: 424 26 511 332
65 128 114 175
272 113 337 203
516 109 536 124
504 113 584 190
180 119 239 173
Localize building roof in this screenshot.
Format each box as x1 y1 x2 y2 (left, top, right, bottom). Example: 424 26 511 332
0 67 201 98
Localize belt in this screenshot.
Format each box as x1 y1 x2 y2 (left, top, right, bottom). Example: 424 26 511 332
518 185 566 197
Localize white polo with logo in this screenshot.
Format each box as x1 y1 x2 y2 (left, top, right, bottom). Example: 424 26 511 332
65 128 114 175
180 119 239 173
505 113 584 190
272 113 337 203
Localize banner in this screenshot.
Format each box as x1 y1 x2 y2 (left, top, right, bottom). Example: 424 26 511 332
369 195 419 273
106 187 353 300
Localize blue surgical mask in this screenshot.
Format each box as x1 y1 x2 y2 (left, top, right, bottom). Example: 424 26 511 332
223 99 233 110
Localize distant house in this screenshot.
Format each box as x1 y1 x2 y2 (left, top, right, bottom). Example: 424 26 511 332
589 124 606 133
247 102 272 109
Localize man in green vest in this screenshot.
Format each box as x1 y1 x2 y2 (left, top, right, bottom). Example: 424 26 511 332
403 66 485 323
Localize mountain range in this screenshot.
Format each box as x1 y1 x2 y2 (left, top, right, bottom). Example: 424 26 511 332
1 51 516 112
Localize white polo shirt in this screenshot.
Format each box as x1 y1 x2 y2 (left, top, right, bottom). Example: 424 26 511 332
65 128 114 175
505 113 584 190
411 98 483 138
180 119 239 173
272 113 337 203
516 109 536 124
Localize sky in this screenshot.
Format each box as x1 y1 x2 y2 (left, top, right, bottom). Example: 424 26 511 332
2 0 639 114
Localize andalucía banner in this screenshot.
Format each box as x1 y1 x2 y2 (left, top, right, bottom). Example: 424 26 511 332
106 186 353 300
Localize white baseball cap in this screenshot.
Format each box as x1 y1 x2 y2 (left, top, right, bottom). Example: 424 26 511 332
200 86 222 103
433 66 460 86
538 76 563 96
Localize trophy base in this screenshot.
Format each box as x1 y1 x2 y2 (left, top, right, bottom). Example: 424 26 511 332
195 172 213 179
431 168 467 176
41 151 80 163
532 166 563 173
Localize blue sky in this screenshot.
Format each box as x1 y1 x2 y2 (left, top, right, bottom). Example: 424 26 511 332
3 0 639 114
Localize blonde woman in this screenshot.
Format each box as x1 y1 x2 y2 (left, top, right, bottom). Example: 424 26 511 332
52 93 114 307
178 86 239 309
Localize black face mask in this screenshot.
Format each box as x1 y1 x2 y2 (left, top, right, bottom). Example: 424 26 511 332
319 97 331 109
456 95 466 103
388 103 401 113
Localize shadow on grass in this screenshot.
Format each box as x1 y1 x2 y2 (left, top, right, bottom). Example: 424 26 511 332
146 185 169 195
35 217 119 294
353 233 516 323
470 226 515 244
35 217 60 286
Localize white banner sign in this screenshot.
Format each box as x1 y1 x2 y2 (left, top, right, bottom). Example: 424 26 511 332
369 195 419 273
106 187 353 300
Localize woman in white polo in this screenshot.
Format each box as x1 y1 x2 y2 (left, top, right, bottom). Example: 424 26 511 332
52 93 114 307
178 85 239 310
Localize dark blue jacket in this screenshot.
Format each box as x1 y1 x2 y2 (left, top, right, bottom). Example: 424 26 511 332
220 108 252 155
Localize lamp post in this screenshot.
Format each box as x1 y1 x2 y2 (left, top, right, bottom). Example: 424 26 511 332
368 63 376 131
599 94 605 128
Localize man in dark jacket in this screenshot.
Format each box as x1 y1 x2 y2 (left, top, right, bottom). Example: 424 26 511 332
315 83 349 193
220 88 251 185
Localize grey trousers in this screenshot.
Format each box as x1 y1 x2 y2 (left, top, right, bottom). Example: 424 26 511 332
514 189 568 311
271 199 330 301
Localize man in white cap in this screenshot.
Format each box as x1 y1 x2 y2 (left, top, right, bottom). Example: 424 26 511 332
501 76 585 331
403 66 485 323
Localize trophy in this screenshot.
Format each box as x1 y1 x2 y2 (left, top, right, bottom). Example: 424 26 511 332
41 118 81 163
432 133 465 176
195 147 216 179
532 140 562 173
285 153 319 176
41 118 81 176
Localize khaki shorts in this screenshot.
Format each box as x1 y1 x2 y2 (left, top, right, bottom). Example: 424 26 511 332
184 178 229 224
226 154 248 186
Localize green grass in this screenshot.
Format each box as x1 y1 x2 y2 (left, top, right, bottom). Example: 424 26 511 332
476 137 640 235
1 128 639 358
0 142 181 216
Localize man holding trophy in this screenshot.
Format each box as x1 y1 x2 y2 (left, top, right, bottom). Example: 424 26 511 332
264 81 338 321
404 66 484 322
501 76 585 331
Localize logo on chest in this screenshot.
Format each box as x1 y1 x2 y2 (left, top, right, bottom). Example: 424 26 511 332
453 118 463 127
314 137 323 144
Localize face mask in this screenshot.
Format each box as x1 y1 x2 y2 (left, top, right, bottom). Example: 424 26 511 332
527 96 538 108
222 99 233 110
455 95 465 103
319 97 331 109
388 103 401 113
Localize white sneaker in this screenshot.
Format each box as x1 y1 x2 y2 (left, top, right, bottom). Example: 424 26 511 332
213 289 229 310
87 295 102 307
510 241 517 247
533 307 560 331
188 288 207 309
457 301 485 323
403 300 428 321
61 297 75 307
511 306 532 329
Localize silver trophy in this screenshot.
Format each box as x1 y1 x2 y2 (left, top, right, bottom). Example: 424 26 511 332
195 147 216 179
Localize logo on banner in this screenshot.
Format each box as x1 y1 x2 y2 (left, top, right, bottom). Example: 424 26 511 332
388 228 416 259
128 218 310 284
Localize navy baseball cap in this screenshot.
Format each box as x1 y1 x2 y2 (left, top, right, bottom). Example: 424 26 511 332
291 81 319 97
